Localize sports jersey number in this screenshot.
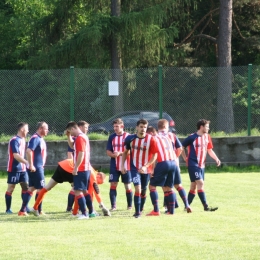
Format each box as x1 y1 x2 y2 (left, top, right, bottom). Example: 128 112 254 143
11 177 16 183
195 172 199 178
109 174 113 180
133 176 140 184
40 180 45 187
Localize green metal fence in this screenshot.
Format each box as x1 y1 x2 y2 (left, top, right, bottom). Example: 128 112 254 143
0 65 257 136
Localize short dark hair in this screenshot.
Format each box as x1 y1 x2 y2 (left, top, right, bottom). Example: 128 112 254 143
77 120 89 127
157 119 168 130
113 118 124 125
197 119 210 130
136 119 148 126
17 122 28 131
66 121 78 130
146 126 157 134
36 121 47 130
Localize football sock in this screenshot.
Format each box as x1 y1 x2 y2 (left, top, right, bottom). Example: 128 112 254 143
150 189 159 212
177 187 189 208
20 191 33 212
34 188 48 210
188 190 196 205
109 185 117 208
126 189 133 207
67 190 75 210
164 191 169 211
198 189 208 209
5 191 12 211
72 197 79 215
77 194 87 216
175 197 179 208
140 195 147 211
85 193 93 214
35 192 43 213
134 192 141 214
167 190 176 214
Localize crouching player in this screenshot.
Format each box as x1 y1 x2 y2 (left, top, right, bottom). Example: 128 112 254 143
29 159 110 217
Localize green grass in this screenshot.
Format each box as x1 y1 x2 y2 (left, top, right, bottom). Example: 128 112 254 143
0 171 260 260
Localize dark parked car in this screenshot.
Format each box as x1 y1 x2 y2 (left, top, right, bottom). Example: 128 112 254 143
88 111 175 134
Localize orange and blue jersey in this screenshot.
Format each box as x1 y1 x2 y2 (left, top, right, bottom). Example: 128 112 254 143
125 134 158 174
74 133 91 171
182 133 213 168
27 133 47 169
107 132 130 171
7 136 26 172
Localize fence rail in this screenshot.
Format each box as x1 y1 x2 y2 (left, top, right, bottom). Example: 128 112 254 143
0 65 257 136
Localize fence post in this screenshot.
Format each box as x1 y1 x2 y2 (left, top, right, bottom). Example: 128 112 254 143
247 64 252 136
158 65 163 119
70 66 75 121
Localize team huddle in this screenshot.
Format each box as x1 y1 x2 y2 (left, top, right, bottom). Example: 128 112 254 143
5 118 221 219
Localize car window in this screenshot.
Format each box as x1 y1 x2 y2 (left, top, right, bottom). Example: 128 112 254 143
121 114 140 124
141 112 159 120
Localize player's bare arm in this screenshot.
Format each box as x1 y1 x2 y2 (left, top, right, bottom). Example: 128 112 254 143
106 150 122 158
120 150 128 174
72 151 84 175
175 146 183 157
138 153 157 174
13 153 28 165
66 130 74 149
207 149 221 166
181 149 187 162
26 148 35 172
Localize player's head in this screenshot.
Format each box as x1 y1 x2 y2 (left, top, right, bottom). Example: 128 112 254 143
17 122 29 138
146 126 157 136
66 121 79 136
36 121 48 137
157 119 169 131
77 120 89 134
197 119 210 133
96 172 106 184
113 118 124 135
136 119 148 137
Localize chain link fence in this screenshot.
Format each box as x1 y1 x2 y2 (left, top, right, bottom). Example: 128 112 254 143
0 65 257 136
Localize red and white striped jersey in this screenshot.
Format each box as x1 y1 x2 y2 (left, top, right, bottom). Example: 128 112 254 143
155 134 176 163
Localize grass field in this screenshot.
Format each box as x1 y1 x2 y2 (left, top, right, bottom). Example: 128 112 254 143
0 171 259 260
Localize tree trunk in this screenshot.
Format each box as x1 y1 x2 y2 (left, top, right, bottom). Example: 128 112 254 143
111 0 123 114
217 0 234 133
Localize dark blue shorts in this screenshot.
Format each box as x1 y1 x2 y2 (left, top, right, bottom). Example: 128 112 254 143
109 167 132 184
28 168 45 189
130 170 141 186
7 171 28 184
150 160 177 188
174 167 182 185
188 166 205 182
73 170 90 191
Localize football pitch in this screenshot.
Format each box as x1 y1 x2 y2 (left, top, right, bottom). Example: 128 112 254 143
0 171 259 260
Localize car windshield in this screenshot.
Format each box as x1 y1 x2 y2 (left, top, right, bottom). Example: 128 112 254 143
141 112 160 120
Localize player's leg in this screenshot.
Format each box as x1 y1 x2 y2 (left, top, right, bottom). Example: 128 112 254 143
5 182 16 213
140 174 150 212
163 162 177 215
33 168 45 214
122 170 133 210
75 171 89 219
109 168 120 210
67 188 75 212
33 178 58 211
147 162 168 216
187 166 198 205
174 167 192 213
131 170 142 218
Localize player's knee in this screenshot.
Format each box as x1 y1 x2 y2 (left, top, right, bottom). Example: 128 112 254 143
20 182 29 191
141 188 147 197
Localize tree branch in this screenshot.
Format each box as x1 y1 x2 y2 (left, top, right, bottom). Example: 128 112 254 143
232 12 246 40
174 7 219 48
